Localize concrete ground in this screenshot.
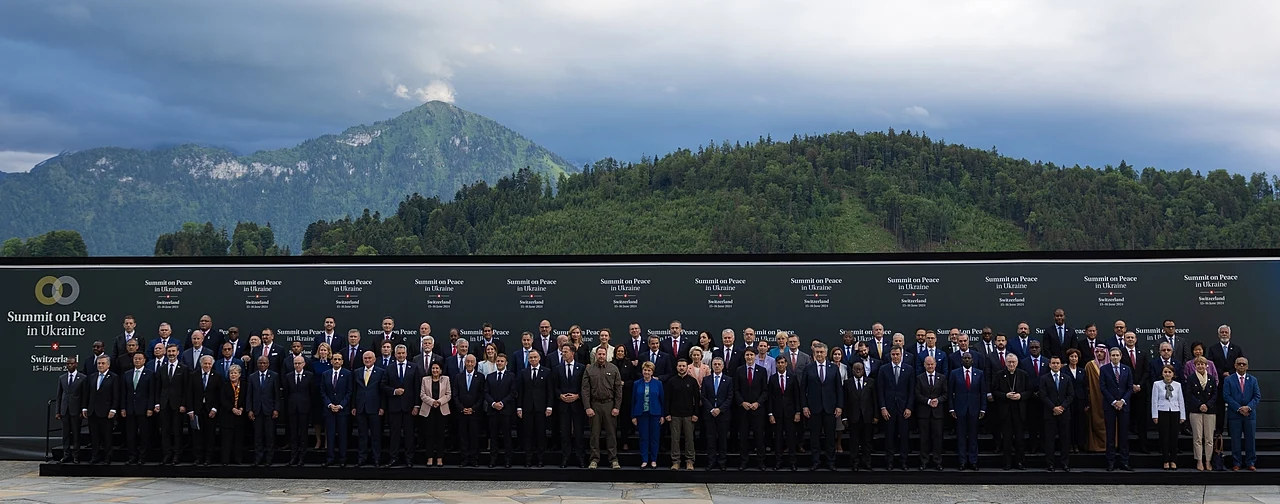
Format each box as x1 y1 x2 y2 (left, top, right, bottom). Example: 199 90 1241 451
0 461 1275 503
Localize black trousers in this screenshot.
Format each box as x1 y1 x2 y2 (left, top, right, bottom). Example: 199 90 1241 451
1104 407 1130 465
288 411 310 460
705 412 730 466
457 411 481 463
88 416 112 462
488 413 514 463
1130 391 1150 449
522 411 548 463
1044 408 1071 468
387 411 414 462
192 413 217 463
422 412 447 460
847 419 874 468
159 408 184 460
884 414 910 465
252 413 275 463
1001 410 1025 465
1026 400 1043 452
918 415 944 465
558 402 585 461
808 412 836 465
772 414 798 465
738 409 767 464
1157 410 1181 463
60 413 82 460
124 413 149 461
221 417 246 464
323 412 347 463
355 412 381 464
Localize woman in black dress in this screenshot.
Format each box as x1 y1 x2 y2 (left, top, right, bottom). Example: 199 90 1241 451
613 345 636 450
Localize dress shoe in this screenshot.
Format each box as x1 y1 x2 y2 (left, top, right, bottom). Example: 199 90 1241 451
1015 464 1025 470
1047 467 1055 472
810 464 820 471
705 464 715 472
1248 466 1257 471
1120 464 1133 471
321 461 332 467
560 461 568 468
935 464 943 472
1063 466 1071 472
505 462 512 468
1232 465 1240 471
739 463 748 471
1003 465 1011 471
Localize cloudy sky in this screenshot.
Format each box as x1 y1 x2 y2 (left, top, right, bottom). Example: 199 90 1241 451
1 0 1276 175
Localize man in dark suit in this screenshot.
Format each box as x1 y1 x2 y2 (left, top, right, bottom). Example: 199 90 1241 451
446 339 470 377
282 355 313 466
1074 324 1102 364
413 336 441 376
1149 341 1183 383
246 355 281 467
852 342 881 377
215 342 241 380
186 355 222 466
312 316 339 355
843 360 876 471
915 355 947 470
257 328 287 372
1118 332 1150 452
1099 348 1133 471
375 316 406 353
1208 324 1244 436
701 357 734 470
338 330 366 372
509 332 537 373
82 356 118 465
949 337 985 375
920 331 949 377
351 350 386 467
1157 319 1191 363
733 348 769 470
280 340 311 376
517 350 553 467
473 322 505 359
949 353 987 470
115 338 141 374
1022 340 1049 453
1039 355 1074 471
453 354 485 467
187 314 222 351
876 346 913 470
112 315 142 368
221 327 249 362
1224 357 1260 471
154 344 188 465
660 320 695 363
149 323 181 359
802 344 843 470
484 355 517 468
993 353 1030 470
765 355 798 470
1042 308 1075 361
866 323 890 361
640 335 674 380
384 345 418 467
622 323 646 368
181 331 214 370
319 353 351 467
1008 322 1037 361
120 353 153 465
553 345 586 467
56 356 86 464
713 329 746 374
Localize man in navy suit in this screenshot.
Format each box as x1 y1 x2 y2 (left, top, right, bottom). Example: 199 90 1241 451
351 350 387 467
640 336 673 381
187 355 222 466
484 355 518 468
1009 322 1037 361
246 355 281 467
1039 355 1074 471
154 344 188 465
120 353 153 465
949 337 984 375
1099 348 1133 471
282 355 313 467
180 331 214 369
921 331 949 377
660 320 695 363
517 350 553 467
713 329 746 374
802 344 843 471
149 323 181 360
734 348 769 470
949 353 986 470
453 354 485 467
1149 341 1183 383
55 356 86 464
312 316 339 355
82 356 119 465
769 356 801 471
876 346 913 470
1043 309 1075 361
1223 357 1260 470
866 323 890 361
1022 340 1050 454
701 357 734 470
320 353 351 467
384 345 419 467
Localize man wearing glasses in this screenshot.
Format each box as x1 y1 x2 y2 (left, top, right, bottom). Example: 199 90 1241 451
1111 321 1128 351
660 320 694 361
1159 319 1192 364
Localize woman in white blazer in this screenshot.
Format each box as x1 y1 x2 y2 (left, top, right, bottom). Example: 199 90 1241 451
1151 364 1186 470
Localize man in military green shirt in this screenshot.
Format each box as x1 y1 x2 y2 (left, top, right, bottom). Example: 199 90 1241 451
582 346 623 469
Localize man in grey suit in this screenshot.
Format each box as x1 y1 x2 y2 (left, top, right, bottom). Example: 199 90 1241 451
781 333 812 373
56 356 87 464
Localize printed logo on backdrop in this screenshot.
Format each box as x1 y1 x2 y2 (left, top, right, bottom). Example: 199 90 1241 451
696 277 744 309
9 274 108 372
1184 273 1236 307
985 275 1038 308
792 277 843 309
35 275 79 306
236 278 282 309
1084 275 1136 307
416 277 464 309
145 278 192 309
601 277 650 309
326 277 372 309
509 278 557 309
888 275 938 308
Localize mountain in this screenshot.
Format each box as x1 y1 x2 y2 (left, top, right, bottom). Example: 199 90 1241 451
297 131 1280 256
0 101 575 256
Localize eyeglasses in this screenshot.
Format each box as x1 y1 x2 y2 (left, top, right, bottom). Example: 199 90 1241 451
1163 325 1175 329
1114 325 1125 329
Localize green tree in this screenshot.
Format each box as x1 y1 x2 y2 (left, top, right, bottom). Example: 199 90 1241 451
1 230 89 257
154 222 231 256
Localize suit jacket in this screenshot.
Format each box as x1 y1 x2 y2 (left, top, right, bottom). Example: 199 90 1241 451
250 342 286 372
992 368 1030 417
769 372 800 420
914 372 948 419
246 369 281 415
1099 363 1133 411
801 361 844 414
374 333 408 354
312 332 342 355
337 344 367 371
638 350 674 380
1184 373 1218 413
179 347 214 369
1074 338 1104 363
1119 346 1150 386
149 337 182 355
156 361 189 411
622 337 647 364
218 375 247 423
418 375 452 416
187 370 223 416
453 371 486 412
712 344 746 373
631 378 666 417
918 349 949 376
112 333 144 365
948 350 985 375
483 369 518 415
1155 336 1192 365
659 336 696 361
320 368 352 411
57 371 87 416
984 348 1013 383
1206 342 1243 379
780 349 813 372
507 347 538 373
282 370 313 415
875 362 914 416
279 353 311 376
1008 336 1037 361
1038 372 1074 416
733 364 769 408
948 367 987 417
701 373 734 415
221 338 251 360
82 371 120 417
555 361 585 399
412 351 441 377
843 375 877 422
445 354 469 378
351 366 387 414
1149 358 1184 383
1021 355 1050 379
383 361 419 413
517 365 553 414
120 367 154 416
866 338 891 361
1222 373 1261 420
851 356 881 377
185 327 223 351
473 338 506 359
1043 325 1076 361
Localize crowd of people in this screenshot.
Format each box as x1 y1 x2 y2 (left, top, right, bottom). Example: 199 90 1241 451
54 311 1261 472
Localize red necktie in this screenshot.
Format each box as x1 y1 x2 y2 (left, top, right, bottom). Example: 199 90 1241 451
673 339 679 358
748 368 753 386
1129 349 1136 367
1034 360 1040 374
965 370 971 389
780 375 785 394
1240 376 1245 392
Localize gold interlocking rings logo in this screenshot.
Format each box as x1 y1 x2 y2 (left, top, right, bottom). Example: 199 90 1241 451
35 275 80 306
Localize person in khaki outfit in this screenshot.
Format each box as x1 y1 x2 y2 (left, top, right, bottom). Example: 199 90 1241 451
582 346 623 469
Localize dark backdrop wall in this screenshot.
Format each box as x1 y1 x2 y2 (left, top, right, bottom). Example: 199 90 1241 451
3 255 1273 459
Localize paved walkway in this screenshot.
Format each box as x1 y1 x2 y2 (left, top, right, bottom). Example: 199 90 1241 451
0 462 1275 503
